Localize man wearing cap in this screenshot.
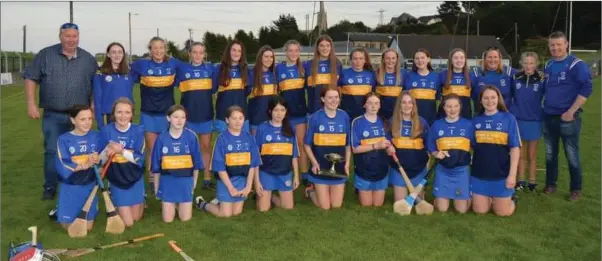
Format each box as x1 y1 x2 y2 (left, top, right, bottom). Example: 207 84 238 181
23 23 98 200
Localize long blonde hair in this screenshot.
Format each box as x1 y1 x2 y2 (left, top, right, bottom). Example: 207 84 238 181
311 35 339 89
284 40 305 77
391 91 423 139
377 48 402 86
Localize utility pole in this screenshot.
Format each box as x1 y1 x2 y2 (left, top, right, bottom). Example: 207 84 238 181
305 14 309 33
188 28 193 42
568 1 573 53
69 1 73 22
377 9 385 26
465 2 471 54
564 1 569 34
514 22 518 56
477 20 480 36
22 25 26 54
157 28 159 37
128 12 133 63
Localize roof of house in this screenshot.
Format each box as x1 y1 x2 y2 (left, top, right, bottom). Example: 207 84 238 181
417 15 440 23
273 40 383 54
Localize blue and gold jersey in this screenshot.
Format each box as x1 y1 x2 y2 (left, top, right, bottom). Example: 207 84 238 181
427 118 474 169
472 111 521 180
151 129 204 177
303 60 343 114
98 123 145 189
56 131 100 185
390 117 430 178
304 109 350 180
439 70 472 119
350 115 390 181
130 58 180 114
375 70 406 119
275 62 307 118
176 62 217 123
248 71 278 126
211 129 261 178
215 64 252 121
404 71 441 125
254 121 299 175
339 68 377 120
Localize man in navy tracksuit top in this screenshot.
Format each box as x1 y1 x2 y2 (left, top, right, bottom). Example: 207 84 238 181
542 31 593 200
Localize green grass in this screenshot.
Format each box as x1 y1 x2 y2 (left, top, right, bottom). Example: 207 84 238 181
2 80 601 261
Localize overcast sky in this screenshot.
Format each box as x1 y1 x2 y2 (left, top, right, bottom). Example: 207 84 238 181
1 1 440 55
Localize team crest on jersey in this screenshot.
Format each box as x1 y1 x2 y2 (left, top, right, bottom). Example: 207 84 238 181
362 131 369 137
90 144 96 152
412 82 418 87
560 72 566 80
105 75 112 82
533 84 539 92
515 83 521 89
319 125 325 131
162 146 168 154
438 130 444 136
227 145 233 151
266 135 272 142
185 145 190 153
460 129 466 136
69 146 75 154
476 123 481 129
204 71 209 77
500 79 506 87
166 68 172 74
148 69 154 75
347 78 353 84
285 180 291 187
281 73 286 79
496 123 503 131
185 73 191 79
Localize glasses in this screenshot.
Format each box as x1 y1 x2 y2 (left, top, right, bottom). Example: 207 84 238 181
60 23 79 30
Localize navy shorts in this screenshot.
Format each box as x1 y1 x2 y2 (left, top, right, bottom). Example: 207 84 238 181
156 175 194 203
109 178 145 207
57 182 99 224
308 173 347 186
259 170 293 191
470 176 514 198
289 116 307 127
216 175 248 203
433 165 471 200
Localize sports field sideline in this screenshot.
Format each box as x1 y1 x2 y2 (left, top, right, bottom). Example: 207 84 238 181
1 78 600 261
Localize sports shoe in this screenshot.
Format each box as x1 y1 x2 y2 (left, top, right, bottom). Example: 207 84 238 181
543 185 557 194
527 183 537 192
48 206 58 220
195 196 206 211
41 187 56 200
568 191 581 201
515 180 526 191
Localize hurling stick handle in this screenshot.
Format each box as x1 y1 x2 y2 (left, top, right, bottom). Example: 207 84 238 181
102 233 165 249
101 155 114 179
390 153 416 193
168 240 183 253
82 186 99 212
28 226 38 246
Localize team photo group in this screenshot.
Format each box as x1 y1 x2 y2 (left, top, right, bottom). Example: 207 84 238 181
24 22 593 233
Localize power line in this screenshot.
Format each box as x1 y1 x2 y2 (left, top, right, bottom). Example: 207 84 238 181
377 9 385 26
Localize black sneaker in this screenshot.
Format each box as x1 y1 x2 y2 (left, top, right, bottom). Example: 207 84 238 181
543 185 557 194
528 183 537 192
511 193 518 205
515 181 526 191
41 187 56 200
48 206 58 220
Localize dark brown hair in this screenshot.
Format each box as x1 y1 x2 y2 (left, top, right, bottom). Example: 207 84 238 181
100 42 129 75
412 48 433 72
438 93 462 117
268 96 293 138
109 97 135 123
363 92 390 132
166 104 187 118
219 40 249 88
69 104 92 118
476 85 509 115
311 35 339 89
226 105 246 119
253 45 275 97
350 47 373 71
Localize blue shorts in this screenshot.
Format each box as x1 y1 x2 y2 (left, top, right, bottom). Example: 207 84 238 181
433 165 471 200
289 116 307 127
156 175 194 203
57 182 99 224
213 120 250 134
354 174 388 191
389 167 427 188
517 120 542 141
109 178 145 207
140 112 169 133
186 120 214 135
307 173 347 186
216 175 248 203
470 176 514 198
250 124 259 133
259 170 293 191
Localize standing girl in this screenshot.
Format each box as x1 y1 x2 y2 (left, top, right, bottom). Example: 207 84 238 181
254 97 300 211
214 40 252 134
275 40 310 186
151 105 204 223
510 52 545 192
98 98 146 227
471 47 516 108
428 94 473 213
195 106 261 217
376 48 406 121
304 86 351 210
404 49 441 125
304 35 343 116
339 48 377 121
93 42 136 129
176 42 217 190
351 93 391 207
248 45 277 135
472 86 521 216
387 92 430 201
130 37 180 192
55 105 100 230
438 48 473 119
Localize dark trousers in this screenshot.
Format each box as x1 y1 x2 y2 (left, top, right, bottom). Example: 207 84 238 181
542 114 582 191
42 110 73 189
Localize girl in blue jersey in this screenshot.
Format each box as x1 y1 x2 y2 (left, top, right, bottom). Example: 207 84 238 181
339 48 377 121
304 35 343 116
56 105 100 230
404 48 441 126
428 94 473 213
386 91 430 201
511 52 545 192
249 45 277 135
376 48 406 121
98 98 146 227
471 47 516 108
93 42 136 129
275 40 310 187
151 105 204 223
304 86 351 210
254 96 300 211
438 48 472 119
176 42 217 190
195 106 261 217
351 93 391 207
472 86 520 216
214 40 252 134
130 37 181 193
